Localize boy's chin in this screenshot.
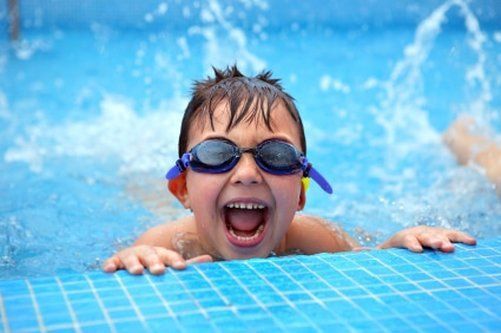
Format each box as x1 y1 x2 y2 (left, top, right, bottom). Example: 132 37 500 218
219 244 272 260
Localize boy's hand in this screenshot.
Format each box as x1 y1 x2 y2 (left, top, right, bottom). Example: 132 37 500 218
102 245 213 275
377 226 476 253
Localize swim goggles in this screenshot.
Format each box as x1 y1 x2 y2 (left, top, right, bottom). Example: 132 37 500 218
166 138 332 194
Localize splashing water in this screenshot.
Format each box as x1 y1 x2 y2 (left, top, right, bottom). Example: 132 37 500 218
364 0 500 236
375 0 494 150
4 95 185 175
188 0 267 74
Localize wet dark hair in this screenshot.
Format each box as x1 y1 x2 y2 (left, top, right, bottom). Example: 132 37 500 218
178 65 307 156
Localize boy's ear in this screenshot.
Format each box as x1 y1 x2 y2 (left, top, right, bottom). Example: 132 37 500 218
298 180 306 211
168 173 191 209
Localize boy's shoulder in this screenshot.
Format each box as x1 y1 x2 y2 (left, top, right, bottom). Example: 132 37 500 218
134 215 197 248
282 215 357 254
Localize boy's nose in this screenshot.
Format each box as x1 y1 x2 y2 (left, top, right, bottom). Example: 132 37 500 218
230 153 263 185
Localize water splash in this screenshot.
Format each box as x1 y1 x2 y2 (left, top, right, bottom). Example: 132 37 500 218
4 94 186 175
188 0 267 74
356 0 500 234
375 0 494 149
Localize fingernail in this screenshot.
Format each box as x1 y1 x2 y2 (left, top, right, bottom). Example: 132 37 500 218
130 265 143 274
151 264 164 272
103 264 114 272
173 261 185 269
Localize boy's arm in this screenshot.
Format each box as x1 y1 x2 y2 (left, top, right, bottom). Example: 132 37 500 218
280 215 360 255
103 216 212 275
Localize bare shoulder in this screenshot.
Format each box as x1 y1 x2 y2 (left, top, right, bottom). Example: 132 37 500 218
282 214 359 255
134 215 196 250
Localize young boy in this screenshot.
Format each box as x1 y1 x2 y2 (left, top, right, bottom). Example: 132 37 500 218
104 66 476 275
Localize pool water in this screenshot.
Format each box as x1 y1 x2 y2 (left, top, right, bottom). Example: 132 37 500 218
0 0 500 280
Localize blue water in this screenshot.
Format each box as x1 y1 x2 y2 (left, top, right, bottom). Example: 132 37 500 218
0 0 500 280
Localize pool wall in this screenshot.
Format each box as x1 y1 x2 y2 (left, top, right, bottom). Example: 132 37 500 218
1 240 500 332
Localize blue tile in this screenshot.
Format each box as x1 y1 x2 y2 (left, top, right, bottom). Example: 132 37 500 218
479 320 501 331
364 284 394 295
198 297 228 308
176 312 207 325
170 300 200 314
266 305 307 326
108 307 138 320
100 296 131 309
324 300 368 319
206 309 238 322
145 317 181 332
236 306 269 319
140 304 170 317
8 318 40 331
42 312 73 326
47 328 78 333
67 291 95 302
298 303 339 323
113 320 148 333
311 289 341 300
317 322 350 332
285 292 314 302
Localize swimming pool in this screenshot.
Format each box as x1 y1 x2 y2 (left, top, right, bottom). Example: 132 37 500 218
0 0 500 280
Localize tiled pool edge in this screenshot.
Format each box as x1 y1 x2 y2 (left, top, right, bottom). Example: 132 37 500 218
1 238 500 332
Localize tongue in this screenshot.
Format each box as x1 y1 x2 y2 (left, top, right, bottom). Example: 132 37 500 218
226 208 263 232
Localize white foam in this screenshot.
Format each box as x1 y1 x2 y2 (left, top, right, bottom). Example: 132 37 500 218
319 75 351 94
188 0 267 74
0 91 9 120
494 31 501 43
4 95 186 175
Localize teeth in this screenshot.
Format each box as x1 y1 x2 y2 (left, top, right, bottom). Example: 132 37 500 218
228 223 265 241
226 202 266 210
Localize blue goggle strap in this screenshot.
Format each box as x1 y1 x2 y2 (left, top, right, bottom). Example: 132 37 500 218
166 153 191 180
301 158 333 194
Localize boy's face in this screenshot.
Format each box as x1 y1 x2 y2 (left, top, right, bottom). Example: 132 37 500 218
170 100 306 259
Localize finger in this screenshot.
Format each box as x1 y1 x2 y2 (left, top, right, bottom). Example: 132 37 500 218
118 252 145 275
402 235 423 253
102 256 121 273
186 254 213 265
352 247 372 252
438 239 455 253
155 247 187 270
447 231 477 245
416 232 449 250
137 247 166 275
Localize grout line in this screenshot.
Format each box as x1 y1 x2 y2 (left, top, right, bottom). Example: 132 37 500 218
84 275 117 333
114 274 148 329
219 262 287 330
246 261 322 332
144 274 186 331
0 295 11 333
25 280 46 333
383 251 484 328
55 277 82 333
268 260 327 307
313 256 392 332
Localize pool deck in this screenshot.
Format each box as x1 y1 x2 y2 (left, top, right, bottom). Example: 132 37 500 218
1 238 500 332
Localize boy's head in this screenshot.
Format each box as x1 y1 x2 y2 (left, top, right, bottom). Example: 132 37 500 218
167 66 330 260
177 65 307 158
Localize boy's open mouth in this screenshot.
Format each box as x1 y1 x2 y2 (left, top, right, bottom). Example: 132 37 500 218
223 201 268 248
